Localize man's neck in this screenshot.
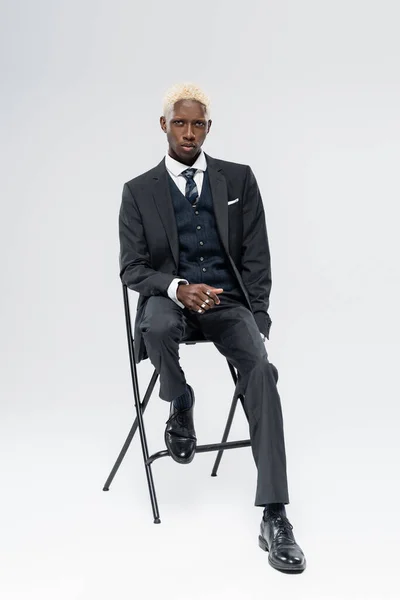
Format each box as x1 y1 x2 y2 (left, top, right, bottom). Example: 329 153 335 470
168 149 201 167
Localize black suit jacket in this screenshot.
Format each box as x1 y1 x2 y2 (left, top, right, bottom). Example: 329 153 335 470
119 153 273 362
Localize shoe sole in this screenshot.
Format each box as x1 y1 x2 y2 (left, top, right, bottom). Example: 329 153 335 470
258 536 306 574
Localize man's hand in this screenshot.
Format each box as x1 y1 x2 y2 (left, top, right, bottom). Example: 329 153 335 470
177 283 223 314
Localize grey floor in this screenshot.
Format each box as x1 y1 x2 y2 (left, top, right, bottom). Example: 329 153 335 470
1 336 398 600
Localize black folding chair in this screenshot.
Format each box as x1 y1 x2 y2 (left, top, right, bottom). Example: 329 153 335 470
103 283 251 523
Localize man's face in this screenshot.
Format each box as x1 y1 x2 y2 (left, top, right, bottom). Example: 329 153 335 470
160 99 212 164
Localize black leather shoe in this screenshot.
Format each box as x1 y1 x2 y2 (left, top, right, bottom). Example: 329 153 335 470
164 386 196 464
259 510 306 573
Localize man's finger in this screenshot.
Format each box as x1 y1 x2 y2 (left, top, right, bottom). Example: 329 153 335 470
203 286 223 305
198 300 211 312
198 291 218 306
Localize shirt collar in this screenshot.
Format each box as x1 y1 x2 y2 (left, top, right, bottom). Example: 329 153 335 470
165 149 207 177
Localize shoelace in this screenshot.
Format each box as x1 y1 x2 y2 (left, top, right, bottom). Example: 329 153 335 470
166 407 192 429
267 513 294 540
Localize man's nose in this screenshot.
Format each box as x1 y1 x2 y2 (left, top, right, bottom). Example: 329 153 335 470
183 125 195 140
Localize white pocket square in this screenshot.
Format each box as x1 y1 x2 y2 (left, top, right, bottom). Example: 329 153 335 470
228 198 239 205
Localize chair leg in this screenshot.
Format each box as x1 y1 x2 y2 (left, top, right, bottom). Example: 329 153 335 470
133 375 161 524
211 395 241 476
211 361 241 477
106 284 161 523
103 369 158 492
104 364 161 523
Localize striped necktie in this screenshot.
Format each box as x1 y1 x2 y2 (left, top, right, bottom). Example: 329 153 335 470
181 168 199 206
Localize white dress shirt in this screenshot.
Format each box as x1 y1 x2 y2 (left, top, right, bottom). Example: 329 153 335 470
165 150 207 308
165 148 207 196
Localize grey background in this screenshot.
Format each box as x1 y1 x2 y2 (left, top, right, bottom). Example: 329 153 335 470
1 1 399 598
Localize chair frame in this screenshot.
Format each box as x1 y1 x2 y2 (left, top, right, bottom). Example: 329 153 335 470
103 283 251 524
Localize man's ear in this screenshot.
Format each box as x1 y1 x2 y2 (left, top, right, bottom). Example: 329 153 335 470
160 116 167 132
207 119 212 133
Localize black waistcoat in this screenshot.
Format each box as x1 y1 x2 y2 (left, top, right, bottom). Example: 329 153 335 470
168 169 237 291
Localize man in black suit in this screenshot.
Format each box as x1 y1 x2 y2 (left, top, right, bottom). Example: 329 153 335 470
119 83 306 573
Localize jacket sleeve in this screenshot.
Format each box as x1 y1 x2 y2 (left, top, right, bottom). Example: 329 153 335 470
119 182 176 296
240 166 273 339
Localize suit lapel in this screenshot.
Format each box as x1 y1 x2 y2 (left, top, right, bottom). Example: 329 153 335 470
152 159 179 267
205 153 230 254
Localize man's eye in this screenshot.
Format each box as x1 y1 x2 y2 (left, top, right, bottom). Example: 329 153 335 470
174 120 183 125
196 122 205 127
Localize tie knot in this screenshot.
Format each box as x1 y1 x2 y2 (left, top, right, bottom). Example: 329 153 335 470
181 168 197 180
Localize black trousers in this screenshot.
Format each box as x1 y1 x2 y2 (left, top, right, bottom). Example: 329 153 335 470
139 289 289 506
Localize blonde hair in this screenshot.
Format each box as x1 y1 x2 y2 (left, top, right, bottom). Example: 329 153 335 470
162 82 211 119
